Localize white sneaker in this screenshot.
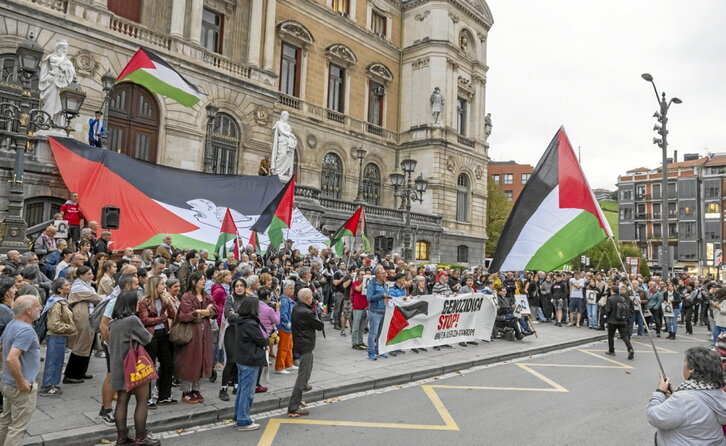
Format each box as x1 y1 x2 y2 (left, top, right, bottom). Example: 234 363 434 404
237 423 260 431
287 365 299 370
274 369 291 374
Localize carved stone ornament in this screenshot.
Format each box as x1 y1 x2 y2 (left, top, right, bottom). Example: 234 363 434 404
446 58 460 71
72 49 97 77
277 20 315 46
326 44 357 66
475 165 483 180
463 0 486 13
252 106 269 125
367 63 393 82
306 133 317 149
457 76 471 88
414 10 430 21
449 12 460 23
446 156 455 172
412 57 429 70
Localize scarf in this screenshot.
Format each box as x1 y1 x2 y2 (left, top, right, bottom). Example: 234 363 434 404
674 379 719 392
71 278 95 294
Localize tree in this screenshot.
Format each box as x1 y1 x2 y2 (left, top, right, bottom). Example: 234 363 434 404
485 180 513 255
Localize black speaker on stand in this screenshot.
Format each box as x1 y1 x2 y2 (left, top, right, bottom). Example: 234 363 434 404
101 206 120 229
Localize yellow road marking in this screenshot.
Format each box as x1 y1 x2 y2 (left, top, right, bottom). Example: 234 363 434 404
579 349 635 369
630 341 677 353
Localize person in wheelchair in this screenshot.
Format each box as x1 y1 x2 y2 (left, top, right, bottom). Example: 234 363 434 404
494 286 532 341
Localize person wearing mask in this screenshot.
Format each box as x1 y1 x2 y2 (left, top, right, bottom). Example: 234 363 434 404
39 278 76 397
232 296 268 431
175 271 217 404
108 291 157 446
64 266 100 384
219 279 248 401
137 276 177 407
255 287 279 393
274 280 297 373
646 347 726 445
286 288 324 418
604 285 635 360
664 283 681 340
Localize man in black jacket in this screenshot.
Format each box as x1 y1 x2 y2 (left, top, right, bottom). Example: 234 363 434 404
287 288 324 417
604 284 635 359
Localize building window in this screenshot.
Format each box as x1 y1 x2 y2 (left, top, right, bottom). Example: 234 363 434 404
667 182 677 198
636 203 646 219
362 163 381 205
652 183 662 199
619 207 633 220
371 10 387 37
1 53 15 82
705 181 720 198
491 174 500 184
415 240 430 260
620 187 633 201
456 97 467 135
668 202 677 218
653 223 662 238
201 8 224 53
328 64 345 113
279 43 301 97
679 222 696 239
705 202 721 219
504 190 513 201
503 174 513 185
367 81 384 126
456 173 470 222
332 0 350 15
108 83 159 163
321 152 343 199
668 223 678 238
209 113 240 175
653 203 661 219
375 236 393 255
635 184 646 200
678 205 694 217
23 197 65 228
521 173 531 184
457 245 469 263
108 0 141 22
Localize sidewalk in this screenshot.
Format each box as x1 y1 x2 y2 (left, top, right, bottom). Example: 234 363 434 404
23 323 606 445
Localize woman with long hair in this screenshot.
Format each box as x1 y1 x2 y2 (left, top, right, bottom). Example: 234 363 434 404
64 265 101 383
138 276 177 407
109 290 157 445
175 271 217 403
233 296 268 431
92 252 109 276
211 270 232 371
219 278 247 401
96 260 117 296
255 287 279 393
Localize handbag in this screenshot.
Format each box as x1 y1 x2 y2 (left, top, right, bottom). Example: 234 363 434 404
169 317 194 346
123 339 158 392
268 330 279 345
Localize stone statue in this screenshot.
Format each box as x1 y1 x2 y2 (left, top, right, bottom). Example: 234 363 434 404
271 110 297 182
430 87 445 126
484 113 493 137
38 40 76 125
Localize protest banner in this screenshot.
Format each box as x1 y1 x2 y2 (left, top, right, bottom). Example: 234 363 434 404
513 294 531 316
377 293 496 353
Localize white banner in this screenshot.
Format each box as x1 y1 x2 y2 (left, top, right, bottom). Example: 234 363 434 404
377 293 497 353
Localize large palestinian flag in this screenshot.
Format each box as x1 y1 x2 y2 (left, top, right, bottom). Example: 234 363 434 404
117 47 202 107
47 137 328 252
490 128 612 272
249 176 295 250
330 206 363 256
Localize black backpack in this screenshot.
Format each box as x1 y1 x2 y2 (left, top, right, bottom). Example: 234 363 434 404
615 296 629 322
34 297 63 343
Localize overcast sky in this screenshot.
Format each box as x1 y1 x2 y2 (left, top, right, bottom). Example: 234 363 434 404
486 0 726 190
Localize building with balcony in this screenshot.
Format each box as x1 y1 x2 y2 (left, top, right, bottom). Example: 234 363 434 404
0 0 494 264
488 160 533 203
617 153 726 277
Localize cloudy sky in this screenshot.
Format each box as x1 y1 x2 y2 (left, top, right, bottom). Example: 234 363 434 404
486 0 726 189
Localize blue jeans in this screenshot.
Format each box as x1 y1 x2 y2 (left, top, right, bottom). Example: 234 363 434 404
628 311 645 336
42 335 66 387
352 309 366 346
367 310 384 356
665 309 679 334
586 304 599 328
234 364 257 427
713 325 725 346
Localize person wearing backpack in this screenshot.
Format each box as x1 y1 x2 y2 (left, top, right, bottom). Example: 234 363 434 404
604 284 635 360
39 278 76 397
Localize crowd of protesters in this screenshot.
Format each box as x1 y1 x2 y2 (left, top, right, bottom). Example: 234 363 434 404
0 195 724 443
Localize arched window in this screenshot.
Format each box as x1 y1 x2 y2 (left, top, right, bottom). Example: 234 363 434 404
321 152 343 199
457 245 469 263
0 53 15 82
362 163 381 205
209 112 240 174
415 240 430 261
458 29 475 57
456 173 470 222
23 196 65 228
108 83 160 163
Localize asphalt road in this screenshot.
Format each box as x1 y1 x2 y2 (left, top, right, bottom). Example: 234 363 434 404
153 325 715 446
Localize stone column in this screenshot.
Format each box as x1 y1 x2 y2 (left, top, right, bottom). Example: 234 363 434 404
262 0 277 71
189 0 204 43
248 0 264 67
170 0 186 38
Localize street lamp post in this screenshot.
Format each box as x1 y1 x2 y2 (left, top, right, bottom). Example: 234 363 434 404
389 154 428 262
641 73 682 280
203 101 219 173
100 68 116 149
0 35 86 253
354 146 367 204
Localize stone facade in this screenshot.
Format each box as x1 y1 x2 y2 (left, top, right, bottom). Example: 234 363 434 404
0 0 492 265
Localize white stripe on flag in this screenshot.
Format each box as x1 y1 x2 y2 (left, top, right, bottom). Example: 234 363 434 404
141 64 199 97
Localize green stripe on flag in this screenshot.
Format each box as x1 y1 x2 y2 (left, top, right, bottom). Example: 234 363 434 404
124 70 200 107
525 211 607 271
331 228 353 256
134 233 215 252
267 215 288 249
386 325 424 345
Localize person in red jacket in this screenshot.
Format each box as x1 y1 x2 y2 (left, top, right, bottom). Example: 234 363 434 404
60 192 85 249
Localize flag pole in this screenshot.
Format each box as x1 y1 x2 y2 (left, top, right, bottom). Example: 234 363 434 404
607 237 666 379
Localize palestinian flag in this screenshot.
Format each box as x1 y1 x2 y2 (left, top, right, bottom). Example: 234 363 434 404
330 206 363 256
248 231 261 254
214 208 238 260
46 137 328 252
232 236 241 261
386 300 428 345
117 47 202 107
250 175 295 250
490 127 612 272
359 208 372 252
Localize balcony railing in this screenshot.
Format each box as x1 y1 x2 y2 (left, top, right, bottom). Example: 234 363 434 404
110 16 172 50
311 194 441 226
22 0 68 13
326 109 346 124
366 123 384 136
202 51 251 79
278 94 301 110
294 185 320 201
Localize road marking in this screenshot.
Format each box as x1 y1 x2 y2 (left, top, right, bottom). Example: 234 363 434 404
630 341 677 353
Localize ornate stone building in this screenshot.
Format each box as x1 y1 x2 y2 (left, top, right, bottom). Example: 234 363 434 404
0 0 492 264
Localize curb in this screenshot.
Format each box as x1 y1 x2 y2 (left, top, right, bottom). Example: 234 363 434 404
25 334 607 445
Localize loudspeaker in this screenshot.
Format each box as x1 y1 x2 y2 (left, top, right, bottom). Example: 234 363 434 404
101 206 120 229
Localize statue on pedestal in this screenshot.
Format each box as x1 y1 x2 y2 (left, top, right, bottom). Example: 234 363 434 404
430 87 445 126
271 111 297 182
38 40 76 126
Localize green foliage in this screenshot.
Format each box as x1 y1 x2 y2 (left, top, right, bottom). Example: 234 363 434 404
486 180 513 255
569 239 649 274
